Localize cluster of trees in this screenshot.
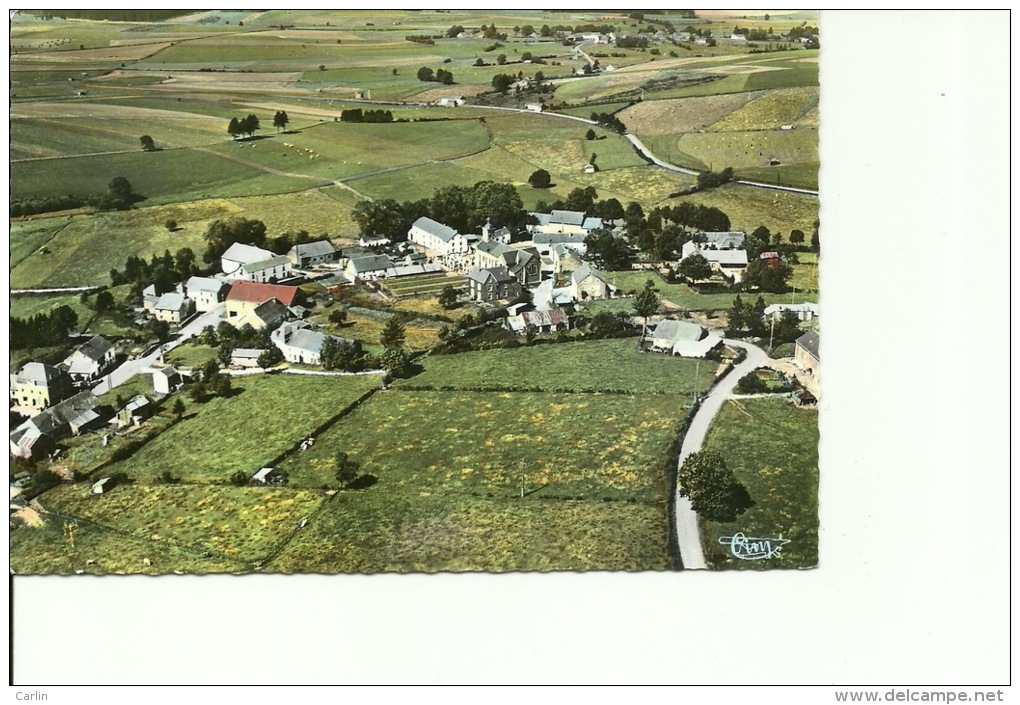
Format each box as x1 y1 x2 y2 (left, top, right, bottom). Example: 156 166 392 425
590 112 626 133
340 108 394 123
109 247 199 297
726 295 802 345
490 73 518 93
479 23 507 40
227 114 260 139
189 359 233 402
678 451 752 522
11 305 78 350
445 24 466 37
696 167 735 190
416 67 454 84
405 35 435 45
202 216 268 264
732 26 778 41
139 135 157 152
198 322 284 370
12 176 138 218
352 180 527 241
616 36 649 49
272 111 289 133
585 229 633 271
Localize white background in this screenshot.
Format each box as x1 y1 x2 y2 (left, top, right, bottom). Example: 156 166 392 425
5 9 1013 692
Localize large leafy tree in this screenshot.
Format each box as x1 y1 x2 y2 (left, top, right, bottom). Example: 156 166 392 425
528 169 551 189
585 229 632 271
743 258 793 293
677 451 753 522
678 253 713 282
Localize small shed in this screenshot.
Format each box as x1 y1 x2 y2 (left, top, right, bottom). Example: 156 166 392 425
91 477 114 496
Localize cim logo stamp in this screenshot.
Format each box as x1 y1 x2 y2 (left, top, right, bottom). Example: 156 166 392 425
718 533 789 560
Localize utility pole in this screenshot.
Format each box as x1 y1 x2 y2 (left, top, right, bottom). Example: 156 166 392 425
769 313 775 353
692 358 700 407
519 461 525 498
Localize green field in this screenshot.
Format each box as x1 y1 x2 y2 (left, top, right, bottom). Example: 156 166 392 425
607 271 818 311
101 374 381 483
404 338 718 396
41 483 325 568
10 205 216 288
699 397 819 570
10 146 313 204
10 518 247 575
267 490 670 572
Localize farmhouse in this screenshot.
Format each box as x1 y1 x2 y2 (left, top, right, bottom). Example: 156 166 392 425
288 240 339 268
152 366 184 395
794 330 820 382
681 241 749 281
407 217 470 265
550 243 583 274
649 319 723 358
10 390 102 459
220 243 276 277
570 263 613 300
233 299 290 331
185 276 229 312
346 254 393 281
142 283 182 312
531 231 589 257
271 321 346 366
525 102 544 112
62 335 116 384
465 266 522 304
438 96 464 107
225 281 300 327
10 362 74 414
153 292 195 324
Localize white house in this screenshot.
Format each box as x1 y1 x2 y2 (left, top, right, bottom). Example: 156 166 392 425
438 96 464 107
233 254 293 283
570 263 613 300
346 254 392 281
185 276 228 312
152 367 184 395
62 335 116 384
764 302 819 322
271 321 347 366
220 243 276 277
525 102 544 112
407 217 470 267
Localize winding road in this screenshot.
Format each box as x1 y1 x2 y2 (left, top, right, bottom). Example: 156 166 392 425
675 339 768 570
90 303 225 395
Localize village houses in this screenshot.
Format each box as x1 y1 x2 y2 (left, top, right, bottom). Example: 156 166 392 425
61 335 116 385
224 281 300 330
221 242 293 283
465 266 522 304
185 276 229 312
407 216 471 268
10 362 74 414
287 240 339 269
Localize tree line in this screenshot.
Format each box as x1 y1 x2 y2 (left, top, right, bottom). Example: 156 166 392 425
11 176 137 218
352 181 527 242
416 67 454 84
340 108 394 123
11 305 79 350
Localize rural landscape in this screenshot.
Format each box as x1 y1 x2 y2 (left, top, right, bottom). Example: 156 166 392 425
9 9 820 574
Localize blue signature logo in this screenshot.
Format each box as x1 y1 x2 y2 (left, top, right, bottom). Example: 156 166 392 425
718 533 789 560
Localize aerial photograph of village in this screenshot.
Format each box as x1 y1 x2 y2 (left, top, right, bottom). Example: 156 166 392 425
9 9 820 575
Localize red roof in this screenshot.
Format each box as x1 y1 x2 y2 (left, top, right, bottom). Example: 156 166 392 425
226 281 298 306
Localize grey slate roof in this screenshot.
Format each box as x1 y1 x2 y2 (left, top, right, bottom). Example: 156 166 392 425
232 348 265 360
186 276 226 293
549 210 586 226
155 292 188 311
349 254 393 273
534 232 589 246
245 255 291 272
466 266 514 284
796 330 820 360
22 390 100 435
74 335 113 362
412 216 459 242
14 362 65 385
571 263 607 285
703 231 746 249
290 240 337 258
651 319 704 343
